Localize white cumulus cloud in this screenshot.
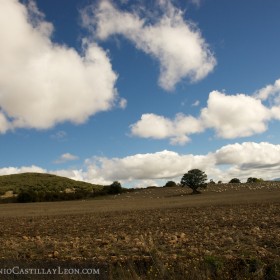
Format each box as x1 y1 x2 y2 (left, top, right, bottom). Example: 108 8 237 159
130 85 277 144
215 142 280 166
201 91 271 138
82 0 216 91
214 142 280 180
0 0 118 133
83 150 213 182
2 142 280 185
81 142 280 183
130 113 203 145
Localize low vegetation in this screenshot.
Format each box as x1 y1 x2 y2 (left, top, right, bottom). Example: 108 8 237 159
0 173 125 203
228 178 241 184
163 181 177 187
247 177 264 183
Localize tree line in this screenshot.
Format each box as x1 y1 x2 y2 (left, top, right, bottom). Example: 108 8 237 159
164 169 265 194
16 181 123 203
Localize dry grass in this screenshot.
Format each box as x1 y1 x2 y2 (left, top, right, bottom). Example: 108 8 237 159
0 183 279 279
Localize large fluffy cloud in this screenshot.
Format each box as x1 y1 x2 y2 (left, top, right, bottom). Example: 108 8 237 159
71 142 280 184
201 91 271 138
2 142 279 185
0 0 118 133
214 142 280 180
82 0 216 90
84 150 213 181
130 83 279 144
215 142 280 166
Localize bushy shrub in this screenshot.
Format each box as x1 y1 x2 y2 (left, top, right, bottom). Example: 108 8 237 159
17 189 39 203
247 177 263 183
103 181 122 195
229 178 241 184
17 187 95 203
164 181 177 187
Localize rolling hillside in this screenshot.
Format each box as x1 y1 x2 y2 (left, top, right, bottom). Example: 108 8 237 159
0 172 103 196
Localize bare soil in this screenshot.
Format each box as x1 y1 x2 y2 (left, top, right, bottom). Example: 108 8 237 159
0 183 279 279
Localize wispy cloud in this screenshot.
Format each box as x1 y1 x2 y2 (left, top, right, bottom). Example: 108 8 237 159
255 78 280 104
192 100 200 106
54 153 79 164
189 0 202 8
50 131 67 141
118 98 127 109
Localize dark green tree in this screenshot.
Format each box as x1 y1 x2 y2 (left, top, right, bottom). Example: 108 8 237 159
164 181 177 187
229 178 241 183
103 181 122 195
17 189 38 203
180 169 207 194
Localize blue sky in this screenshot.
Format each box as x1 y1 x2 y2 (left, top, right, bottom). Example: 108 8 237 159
1 0 280 187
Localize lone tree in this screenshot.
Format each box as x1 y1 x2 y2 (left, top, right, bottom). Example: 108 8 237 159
180 169 207 194
103 181 122 194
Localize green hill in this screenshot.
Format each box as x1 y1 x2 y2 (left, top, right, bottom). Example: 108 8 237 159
0 172 102 194
0 173 105 202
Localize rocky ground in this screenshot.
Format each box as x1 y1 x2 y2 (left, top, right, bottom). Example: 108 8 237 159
0 183 279 279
